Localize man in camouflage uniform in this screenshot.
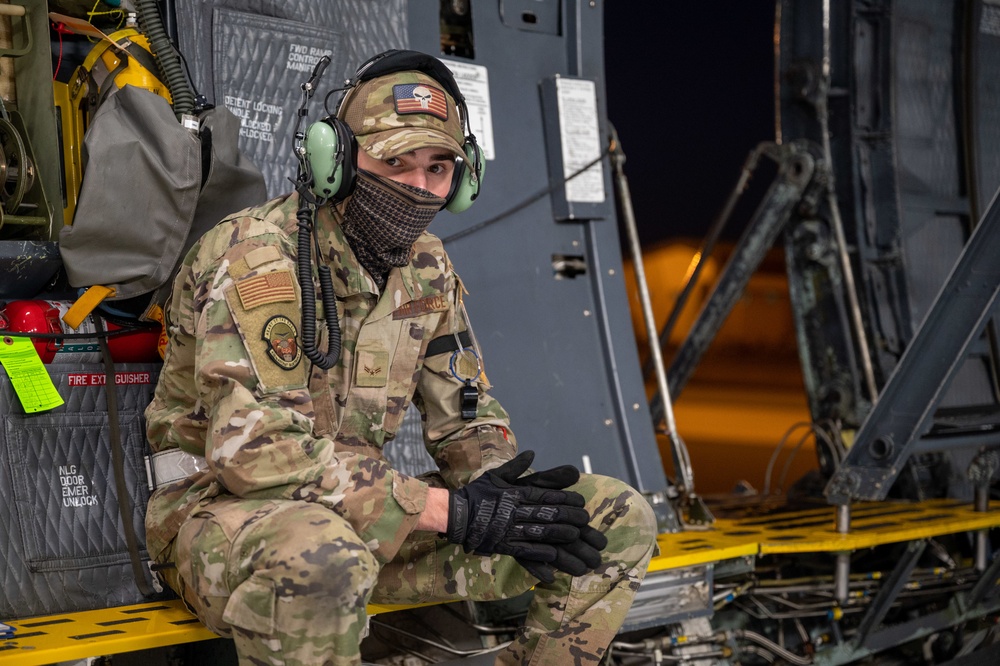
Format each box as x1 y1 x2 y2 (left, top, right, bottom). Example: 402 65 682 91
145 50 657 665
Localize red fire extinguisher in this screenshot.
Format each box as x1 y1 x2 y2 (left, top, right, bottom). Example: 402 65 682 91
0 300 160 364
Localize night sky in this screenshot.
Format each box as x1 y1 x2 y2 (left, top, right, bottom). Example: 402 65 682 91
603 5 778 247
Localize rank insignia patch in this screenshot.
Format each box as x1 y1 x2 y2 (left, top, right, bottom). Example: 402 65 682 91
262 315 301 369
355 345 389 387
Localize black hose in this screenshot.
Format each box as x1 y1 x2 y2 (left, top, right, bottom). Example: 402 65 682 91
296 201 340 369
135 0 195 117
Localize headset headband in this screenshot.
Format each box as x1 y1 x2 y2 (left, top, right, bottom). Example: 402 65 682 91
312 49 483 211
336 49 473 144
352 49 466 104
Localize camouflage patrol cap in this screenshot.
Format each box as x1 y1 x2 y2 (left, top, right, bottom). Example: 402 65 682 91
338 70 466 160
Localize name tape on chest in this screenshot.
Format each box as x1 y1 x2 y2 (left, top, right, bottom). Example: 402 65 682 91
392 294 450 320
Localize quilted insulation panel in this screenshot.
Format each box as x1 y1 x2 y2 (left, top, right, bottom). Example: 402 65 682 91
0 363 165 619
174 0 408 196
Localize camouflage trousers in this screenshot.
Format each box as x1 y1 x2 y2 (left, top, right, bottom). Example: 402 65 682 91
154 473 657 665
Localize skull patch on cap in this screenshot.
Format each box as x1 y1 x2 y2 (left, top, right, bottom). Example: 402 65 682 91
393 83 448 120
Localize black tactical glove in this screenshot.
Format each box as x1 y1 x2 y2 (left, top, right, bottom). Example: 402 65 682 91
494 455 608 583
446 451 608 584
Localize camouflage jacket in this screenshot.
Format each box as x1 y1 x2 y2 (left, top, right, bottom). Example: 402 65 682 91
145 192 516 563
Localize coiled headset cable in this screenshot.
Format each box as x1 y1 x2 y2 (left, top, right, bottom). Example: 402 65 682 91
292 55 341 370
294 195 341 369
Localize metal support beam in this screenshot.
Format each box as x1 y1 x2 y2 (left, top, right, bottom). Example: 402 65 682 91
833 553 851 605
818 593 1000 662
833 504 852 604
856 588 998 663
826 185 1000 503
854 539 925 648
975 486 990 573
968 541 1000 608
657 140 821 407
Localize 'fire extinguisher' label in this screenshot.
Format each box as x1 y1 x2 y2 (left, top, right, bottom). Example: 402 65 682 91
66 372 152 386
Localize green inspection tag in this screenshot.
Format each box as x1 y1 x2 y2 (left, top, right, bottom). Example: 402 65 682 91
0 336 64 413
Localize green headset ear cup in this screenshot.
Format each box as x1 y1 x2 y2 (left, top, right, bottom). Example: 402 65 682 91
445 141 484 213
305 118 357 200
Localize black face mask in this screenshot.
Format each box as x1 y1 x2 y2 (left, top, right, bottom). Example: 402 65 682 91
340 169 446 290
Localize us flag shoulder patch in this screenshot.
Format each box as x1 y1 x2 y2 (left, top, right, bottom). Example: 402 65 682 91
393 83 449 120
235 270 296 310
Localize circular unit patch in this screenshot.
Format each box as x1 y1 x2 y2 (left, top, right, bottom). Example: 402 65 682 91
262 315 301 369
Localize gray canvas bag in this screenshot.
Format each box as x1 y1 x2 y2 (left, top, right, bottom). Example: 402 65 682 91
59 84 266 318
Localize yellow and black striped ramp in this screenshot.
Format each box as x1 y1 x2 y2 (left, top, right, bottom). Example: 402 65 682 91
0 600 216 666
649 498 1000 572
4 499 999 665
0 597 444 664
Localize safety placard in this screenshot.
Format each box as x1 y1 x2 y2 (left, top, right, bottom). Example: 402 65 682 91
555 77 605 204
442 59 496 161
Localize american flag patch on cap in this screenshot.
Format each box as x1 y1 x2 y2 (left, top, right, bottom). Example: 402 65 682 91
393 83 449 120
